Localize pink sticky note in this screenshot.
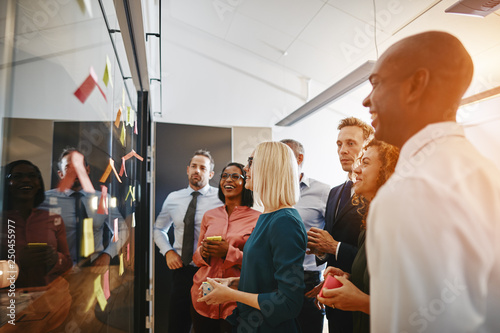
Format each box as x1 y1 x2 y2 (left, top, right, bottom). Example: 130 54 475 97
103 270 111 300
97 185 108 215
112 218 118 242
74 67 106 103
134 120 138 135
119 157 127 177
127 243 130 262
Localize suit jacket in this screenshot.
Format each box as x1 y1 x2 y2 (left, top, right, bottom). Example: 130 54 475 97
317 181 364 333
316 181 363 272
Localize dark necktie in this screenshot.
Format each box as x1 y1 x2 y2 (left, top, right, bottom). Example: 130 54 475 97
336 180 353 217
71 191 88 262
181 191 200 266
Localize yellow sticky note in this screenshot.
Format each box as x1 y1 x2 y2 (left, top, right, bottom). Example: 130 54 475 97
128 110 135 128
206 236 222 241
103 56 113 87
81 218 94 257
94 275 108 311
126 107 131 126
120 124 126 146
119 253 124 276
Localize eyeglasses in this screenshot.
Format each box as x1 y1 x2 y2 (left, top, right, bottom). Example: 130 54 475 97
247 157 253 168
221 173 244 181
7 172 39 181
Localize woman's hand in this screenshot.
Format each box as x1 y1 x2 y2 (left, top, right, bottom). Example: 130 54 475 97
317 275 370 314
198 278 235 305
201 239 229 259
305 281 325 310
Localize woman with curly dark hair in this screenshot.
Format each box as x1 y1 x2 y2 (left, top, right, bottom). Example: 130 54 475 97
313 139 399 333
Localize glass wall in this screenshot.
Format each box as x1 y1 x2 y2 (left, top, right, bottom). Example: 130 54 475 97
0 0 148 331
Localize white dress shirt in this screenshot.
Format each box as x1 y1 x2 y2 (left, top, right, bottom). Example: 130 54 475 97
295 174 330 271
153 184 223 264
367 122 500 332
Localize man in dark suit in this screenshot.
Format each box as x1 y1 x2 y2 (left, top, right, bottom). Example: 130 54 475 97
307 117 373 333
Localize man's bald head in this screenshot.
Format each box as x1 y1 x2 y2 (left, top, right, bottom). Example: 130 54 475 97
364 31 474 147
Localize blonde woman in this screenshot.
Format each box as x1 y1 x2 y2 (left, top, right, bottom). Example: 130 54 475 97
199 141 307 332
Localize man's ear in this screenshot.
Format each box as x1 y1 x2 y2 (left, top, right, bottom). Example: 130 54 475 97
406 68 429 104
57 170 64 179
297 154 304 166
208 170 215 180
85 165 90 175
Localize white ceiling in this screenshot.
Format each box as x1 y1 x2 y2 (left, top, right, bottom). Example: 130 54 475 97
154 0 500 128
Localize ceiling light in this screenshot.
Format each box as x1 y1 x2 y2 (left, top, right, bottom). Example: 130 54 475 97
445 0 500 17
460 86 500 106
276 61 375 126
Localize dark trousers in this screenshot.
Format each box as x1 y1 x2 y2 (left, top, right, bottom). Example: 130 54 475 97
168 265 199 333
191 305 233 333
326 306 352 333
297 271 325 333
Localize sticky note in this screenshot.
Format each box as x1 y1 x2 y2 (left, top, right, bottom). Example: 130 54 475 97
94 275 108 311
103 270 111 300
127 243 130 262
81 218 95 257
119 157 127 177
103 56 113 87
97 185 108 215
134 120 138 135
74 67 106 103
119 253 124 276
132 212 136 228
114 108 122 128
112 218 119 242
99 158 122 183
120 124 126 146
125 185 135 202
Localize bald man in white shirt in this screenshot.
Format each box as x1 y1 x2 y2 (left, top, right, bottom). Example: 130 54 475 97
363 31 500 332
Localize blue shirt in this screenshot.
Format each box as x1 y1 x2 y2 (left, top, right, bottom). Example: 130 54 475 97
153 184 223 263
40 189 128 264
295 174 330 271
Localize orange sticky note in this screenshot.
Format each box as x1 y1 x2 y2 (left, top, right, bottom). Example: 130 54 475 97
99 158 122 183
114 108 122 128
97 185 108 215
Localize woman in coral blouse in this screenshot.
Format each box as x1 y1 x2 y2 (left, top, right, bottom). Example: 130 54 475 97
191 162 260 333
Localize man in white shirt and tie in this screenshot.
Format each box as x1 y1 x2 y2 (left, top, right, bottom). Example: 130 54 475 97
154 149 223 333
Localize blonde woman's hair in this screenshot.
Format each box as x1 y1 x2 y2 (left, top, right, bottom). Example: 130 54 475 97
252 141 300 211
